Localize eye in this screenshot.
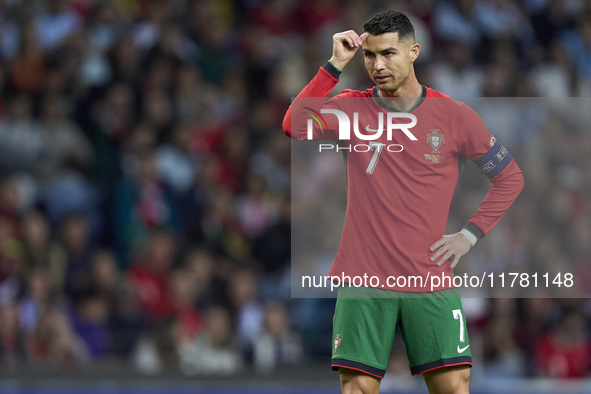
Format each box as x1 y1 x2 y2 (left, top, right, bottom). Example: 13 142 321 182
385 51 395 56
364 52 375 59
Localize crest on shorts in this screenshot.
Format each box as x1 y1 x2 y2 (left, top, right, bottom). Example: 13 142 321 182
427 129 445 154
333 334 342 355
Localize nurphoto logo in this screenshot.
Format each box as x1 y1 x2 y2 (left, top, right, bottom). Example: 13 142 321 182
304 108 417 141
303 108 418 173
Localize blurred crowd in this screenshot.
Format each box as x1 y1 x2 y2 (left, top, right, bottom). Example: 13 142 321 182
0 0 589 380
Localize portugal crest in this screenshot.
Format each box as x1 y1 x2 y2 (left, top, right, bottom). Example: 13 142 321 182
334 334 342 355
427 129 445 154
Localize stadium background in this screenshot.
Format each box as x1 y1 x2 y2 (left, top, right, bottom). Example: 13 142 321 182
0 0 590 392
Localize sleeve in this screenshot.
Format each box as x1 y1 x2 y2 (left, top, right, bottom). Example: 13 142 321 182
458 103 525 240
282 62 349 141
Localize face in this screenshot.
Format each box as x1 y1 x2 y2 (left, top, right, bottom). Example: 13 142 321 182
62 215 89 251
362 32 419 92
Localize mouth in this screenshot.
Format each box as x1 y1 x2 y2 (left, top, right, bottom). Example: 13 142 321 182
374 75 390 83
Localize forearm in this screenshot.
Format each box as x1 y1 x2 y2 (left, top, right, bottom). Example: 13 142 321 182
464 159 524 240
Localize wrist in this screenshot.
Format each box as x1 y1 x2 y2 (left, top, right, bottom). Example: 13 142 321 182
328 58 347 72
459 229 478 246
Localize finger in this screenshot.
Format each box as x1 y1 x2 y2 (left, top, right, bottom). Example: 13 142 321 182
360 32 369 43
347 32 361 47
436 250 454 267
430 245 448 262
429 237 446 252
450 254 461 269
339 35 355 49
352 32 363 46
436 251 454 267
335 33 353 47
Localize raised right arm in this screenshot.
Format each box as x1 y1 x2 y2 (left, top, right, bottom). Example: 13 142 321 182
282 31 368 140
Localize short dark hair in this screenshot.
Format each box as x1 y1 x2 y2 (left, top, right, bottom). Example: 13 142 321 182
363 11 414 42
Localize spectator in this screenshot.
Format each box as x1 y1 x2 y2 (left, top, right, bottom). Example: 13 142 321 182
70 291 109 360
127 230 176 322
0 176 22 240
40 94 94 172
60 213 94 299
155 123 199 195
140 90 174 137
198 187 250 260
91 249 121 307
0 15 19 61
184 247 225 312
475 0 534 41
237 174 277 238
9 24 46 92
253 301 303 372
434 0 481 45
253 195 291 280
0 301 24 365
119 123 157 178
482 299 525 378
21 211 66 292
19 267 51 335
107 283 146 359
34 0 82 52
0 95 44 172
29 306 89 367
114 152 181 265
169 267 203 344
87 2 124 52
535 311 591 378
92 82 136 140
108 35 141 84
528 42 572 97
560 19 591 95
178 306 242 375
228 268 263 347
429 40 483 97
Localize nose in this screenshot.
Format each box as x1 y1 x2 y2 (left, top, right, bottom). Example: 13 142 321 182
374 55 385 72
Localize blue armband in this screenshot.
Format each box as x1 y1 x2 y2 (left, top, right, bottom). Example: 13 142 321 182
474 141 513 178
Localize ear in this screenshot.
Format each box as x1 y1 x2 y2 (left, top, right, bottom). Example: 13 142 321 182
409 43 421 62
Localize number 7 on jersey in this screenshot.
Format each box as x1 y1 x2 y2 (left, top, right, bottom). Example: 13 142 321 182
366 141 384 174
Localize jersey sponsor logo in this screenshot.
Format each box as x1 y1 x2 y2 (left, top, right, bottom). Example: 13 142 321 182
333 334 342 355
426 129 445 154
457 344 470 354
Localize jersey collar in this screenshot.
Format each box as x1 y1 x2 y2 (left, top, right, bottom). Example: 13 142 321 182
373 85 426 113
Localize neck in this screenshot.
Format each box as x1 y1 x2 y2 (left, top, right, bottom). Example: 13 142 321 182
378 74 422 112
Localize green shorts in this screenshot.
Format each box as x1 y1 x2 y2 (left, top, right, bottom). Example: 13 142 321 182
331 286 472 378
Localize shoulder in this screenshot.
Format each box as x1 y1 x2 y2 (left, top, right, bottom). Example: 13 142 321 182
425 86 450 98
424 86 474 113
326 87 374 109
334 87 375 98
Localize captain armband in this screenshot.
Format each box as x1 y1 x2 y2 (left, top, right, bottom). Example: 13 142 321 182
474 141 513 179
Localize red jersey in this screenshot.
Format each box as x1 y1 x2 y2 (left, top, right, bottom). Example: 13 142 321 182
128 264 176 320
283 63 524 291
